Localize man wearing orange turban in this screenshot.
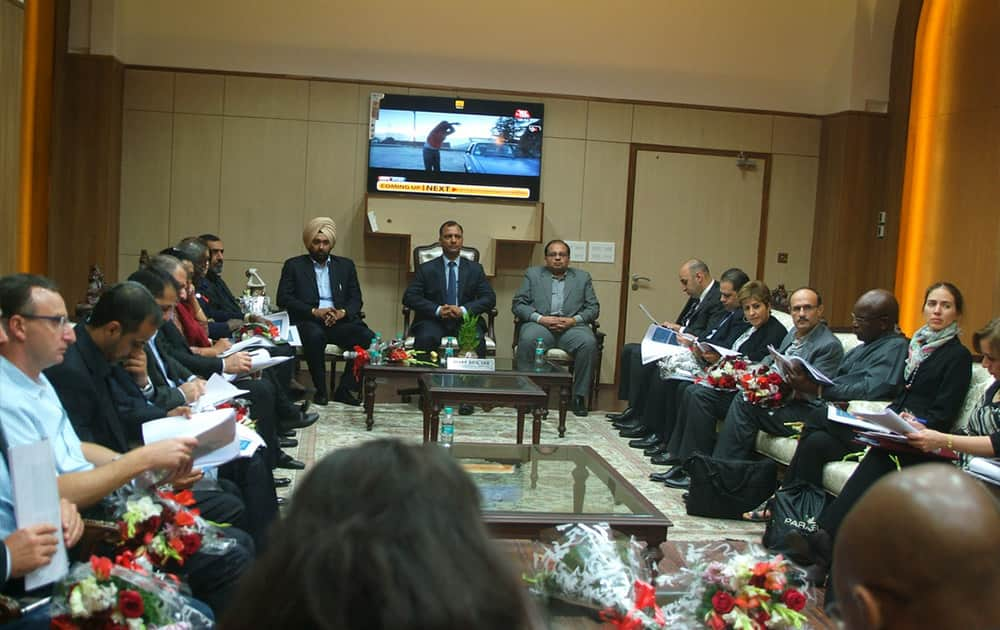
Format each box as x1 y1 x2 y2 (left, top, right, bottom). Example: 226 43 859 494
277 217 374 406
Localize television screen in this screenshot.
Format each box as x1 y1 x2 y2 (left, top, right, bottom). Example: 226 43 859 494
367 93 544 202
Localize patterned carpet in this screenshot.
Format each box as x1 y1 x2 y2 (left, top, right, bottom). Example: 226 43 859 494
277 400 766 543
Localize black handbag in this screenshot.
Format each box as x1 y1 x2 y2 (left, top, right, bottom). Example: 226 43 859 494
683 453 778 520
762 481 829 552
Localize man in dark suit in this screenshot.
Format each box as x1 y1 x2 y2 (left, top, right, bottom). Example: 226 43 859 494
626 267 752 460
512 239 600 416
277 217 374 406
403 220 496 355
609 259 727 427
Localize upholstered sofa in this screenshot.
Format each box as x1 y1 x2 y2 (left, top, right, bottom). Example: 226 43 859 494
754 310 994 495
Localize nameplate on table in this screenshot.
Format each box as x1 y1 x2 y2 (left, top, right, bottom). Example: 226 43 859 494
447 357 495 371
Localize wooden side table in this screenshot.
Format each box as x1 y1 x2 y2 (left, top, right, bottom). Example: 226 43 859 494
419 373 548 444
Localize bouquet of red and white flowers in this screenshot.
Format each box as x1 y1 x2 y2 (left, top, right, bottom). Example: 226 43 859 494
49 555 212 629
216 397 256 432
736 365 792 409
114 488 234 570
660 544 811 629
524 523 667 629
695 357 750 391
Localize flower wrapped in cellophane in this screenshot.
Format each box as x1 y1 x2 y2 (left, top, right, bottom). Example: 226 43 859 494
233 321 284 344
658 350 703 382
49 555 212 629
113 487 235 571
523 523 667 629
695 356 750 391
659 543 812 629
735 365 792 409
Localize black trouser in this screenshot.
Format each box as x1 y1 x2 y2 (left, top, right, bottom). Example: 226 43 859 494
784 420 858 488
641 377 691 442
617 343 655 410
234 377 280 470
714 397 824 460
669 385 738 459
220 451 279 553
297 319 374 397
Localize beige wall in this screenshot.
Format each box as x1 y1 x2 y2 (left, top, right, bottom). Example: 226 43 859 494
104 0 896 115
119 69 821 384
1 0 23 275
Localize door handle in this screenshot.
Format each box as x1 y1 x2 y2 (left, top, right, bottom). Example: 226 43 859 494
630 275 651 291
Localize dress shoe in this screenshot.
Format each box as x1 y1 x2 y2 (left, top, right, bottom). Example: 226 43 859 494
571 396 588 417
333 389 362 406
682 492 689 502
273 476 291 488
628 434 661 449
280 428 296 438
279 437 298 448
663 472 691 489
619 426 650 439
299 400 312 415
605 407 635 422
276 452 305 470
313 393 329 406
650 452 681 466
458 404 474 416
276 497 287 507
649 466 685 482
643 442 668 457
613 419 644 431
280 411 318 431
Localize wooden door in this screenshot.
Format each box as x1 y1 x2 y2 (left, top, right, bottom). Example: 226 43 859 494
622 149 767 347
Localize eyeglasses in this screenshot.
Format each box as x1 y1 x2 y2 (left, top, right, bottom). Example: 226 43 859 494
18 313 70 328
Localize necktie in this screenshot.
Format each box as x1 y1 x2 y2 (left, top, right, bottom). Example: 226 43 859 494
446 261 458 305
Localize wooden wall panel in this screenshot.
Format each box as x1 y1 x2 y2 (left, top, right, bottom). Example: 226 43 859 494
809 112 890 326
0 0 23 276
48 53 123 308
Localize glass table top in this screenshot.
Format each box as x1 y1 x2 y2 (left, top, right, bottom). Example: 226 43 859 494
365 356 569 375
451 443 663 519
422 373 545 394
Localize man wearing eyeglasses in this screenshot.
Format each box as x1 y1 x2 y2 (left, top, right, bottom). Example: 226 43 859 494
713 289 908 462
512 239 600 416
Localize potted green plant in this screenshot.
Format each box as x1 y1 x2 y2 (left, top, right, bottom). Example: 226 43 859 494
457 312 482 357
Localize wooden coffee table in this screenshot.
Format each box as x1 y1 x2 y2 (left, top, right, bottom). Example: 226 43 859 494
419 373 549 444
361 358 573 436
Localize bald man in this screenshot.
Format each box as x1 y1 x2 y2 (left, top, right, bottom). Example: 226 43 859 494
833 464 1000 629
713 289 907 461
277 217 374 406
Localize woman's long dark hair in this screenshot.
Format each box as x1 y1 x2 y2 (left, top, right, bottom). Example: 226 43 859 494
220 439 537 630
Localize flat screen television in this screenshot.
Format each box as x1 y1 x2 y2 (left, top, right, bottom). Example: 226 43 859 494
367 93 544 202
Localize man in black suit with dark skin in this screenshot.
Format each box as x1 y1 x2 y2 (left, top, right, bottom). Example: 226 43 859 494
608 259 726 430
277 217 374 406
403 220 496 355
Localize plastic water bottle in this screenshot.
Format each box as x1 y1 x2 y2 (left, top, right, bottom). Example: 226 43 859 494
440 406 454 448
534 337 546 370
368 336 381 365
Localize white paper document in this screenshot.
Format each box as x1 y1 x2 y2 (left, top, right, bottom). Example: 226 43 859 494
695 342 741 358
966 458 1000 485
219 336 275 357
767 346 835 385
639 303 661 326
826 405 914 437
9 440 69 590
640 323 689 364
852 407 917 435
193 373 250 412
236 423 265 458
248 348 294 371
142 408 240 468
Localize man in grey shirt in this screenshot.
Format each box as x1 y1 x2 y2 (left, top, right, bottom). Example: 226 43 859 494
512 240 600 416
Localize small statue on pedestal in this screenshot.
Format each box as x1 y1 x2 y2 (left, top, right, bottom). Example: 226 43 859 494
86 265 105 305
